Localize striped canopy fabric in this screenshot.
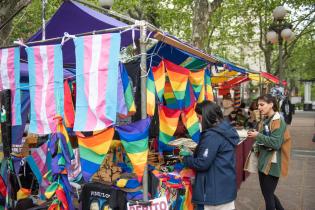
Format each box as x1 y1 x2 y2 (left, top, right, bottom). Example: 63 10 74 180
0 47 21 125
164 59 190 109
26 44 64 134
77 127 114 182
73 33 121 131
146 69 156 116
115 118 151 181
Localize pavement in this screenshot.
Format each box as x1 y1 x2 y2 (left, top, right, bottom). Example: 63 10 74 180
235 111 315 210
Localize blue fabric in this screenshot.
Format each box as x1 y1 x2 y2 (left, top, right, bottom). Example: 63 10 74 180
183 120 239 205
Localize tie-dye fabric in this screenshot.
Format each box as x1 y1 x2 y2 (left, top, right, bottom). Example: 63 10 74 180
115 118 151 181
26 44 64 134
0 47 21 125
77 127 114 182
73 33 121 131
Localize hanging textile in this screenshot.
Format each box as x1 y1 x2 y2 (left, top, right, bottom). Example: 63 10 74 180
0 90 12 158
77 127 114 182
63 80 75 128
152 60 165 102
115 118 151 181
26 44 64 134
158 105 181 149
146 69 156 116
120 63 136 115
164 59 190 109
164 80 178 109
188 69 205 102
73 33 121 131
117 65 128 117
205 68 214 101
181 104 200 142
234 85 241 108
0 47 21 125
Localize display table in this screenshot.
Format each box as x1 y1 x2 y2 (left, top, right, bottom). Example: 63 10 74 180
235 137 254 189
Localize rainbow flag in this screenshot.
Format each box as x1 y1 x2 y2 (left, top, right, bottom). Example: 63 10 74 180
158 105 181 146
164 79 178 109
205 68 214 101
0 47 21 125
152 60 165 102
116 118 151 181
120 63 136 115
73 33 121 131
26 44 64 134
146 69 156 116
182 104 200 142
188 69 205 102
63 80 75 128
164 59 190 108
77 127 114 182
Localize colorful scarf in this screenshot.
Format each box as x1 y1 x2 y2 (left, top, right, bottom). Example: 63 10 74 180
152 60 165 102
63 80 75 128
0 47 21 125
26 44 64 134
73 33 121 131
146 69 156 116
120 63 136 115
116 118 151 181
164 59 190 108
205 68 214 101
77 127 114 182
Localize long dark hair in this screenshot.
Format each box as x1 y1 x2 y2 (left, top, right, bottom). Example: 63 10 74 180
258 94 278 111
195 101 223 130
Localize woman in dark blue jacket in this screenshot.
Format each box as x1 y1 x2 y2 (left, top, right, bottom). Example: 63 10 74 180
182 101 239 210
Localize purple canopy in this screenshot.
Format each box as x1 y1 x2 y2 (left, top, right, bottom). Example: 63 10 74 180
21 0 139 65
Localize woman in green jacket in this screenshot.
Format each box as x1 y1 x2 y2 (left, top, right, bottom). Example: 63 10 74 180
247 94 286 210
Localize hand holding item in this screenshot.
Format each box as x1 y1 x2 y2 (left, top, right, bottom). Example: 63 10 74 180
179 146 193 157
247 130 259 138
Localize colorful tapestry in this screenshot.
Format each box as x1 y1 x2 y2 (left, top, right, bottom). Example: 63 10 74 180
120 63 136 115
115 118 151 181
77 127 114 182
73 33 121 131
234 85 241 108
26 44 64 134
152 60 165 102
164 59 190 108
63 80 75 128
158 105 181 146
188 69 205 102
181 104 200 142
205 68 214 101
146 69 156 116
0 47 21 125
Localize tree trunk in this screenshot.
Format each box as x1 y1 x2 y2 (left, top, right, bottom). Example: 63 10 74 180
191 0 223 50
0 0 31 47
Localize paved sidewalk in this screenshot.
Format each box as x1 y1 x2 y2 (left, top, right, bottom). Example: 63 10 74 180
236 111 315 210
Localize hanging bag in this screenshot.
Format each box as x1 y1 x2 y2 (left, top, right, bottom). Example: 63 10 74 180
244 150 258 173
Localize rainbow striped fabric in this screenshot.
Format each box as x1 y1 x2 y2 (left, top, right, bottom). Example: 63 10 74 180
120 63 136 115
158 105 181 146
0 47 21 125
146 69 156 116
233 85 241 108
164 59 190 108
181 104 200 142
73 33 121 131
26 44 64 134
77 127 114 182
164 79 178 109
152 60 165 102
188 69 205 103
116 118 151 181
205 68 214 101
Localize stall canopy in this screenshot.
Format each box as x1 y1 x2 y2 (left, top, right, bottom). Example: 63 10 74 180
20 0 139 66
249 72 287 86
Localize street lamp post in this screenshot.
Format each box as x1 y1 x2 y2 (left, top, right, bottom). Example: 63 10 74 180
266 6 294 87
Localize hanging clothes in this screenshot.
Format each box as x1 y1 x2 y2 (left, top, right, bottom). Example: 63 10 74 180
0 47 22 126
73 33 121 132
26 44 64 134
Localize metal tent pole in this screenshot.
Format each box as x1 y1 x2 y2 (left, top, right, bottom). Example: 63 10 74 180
42 0 47 40
139 20 148 201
